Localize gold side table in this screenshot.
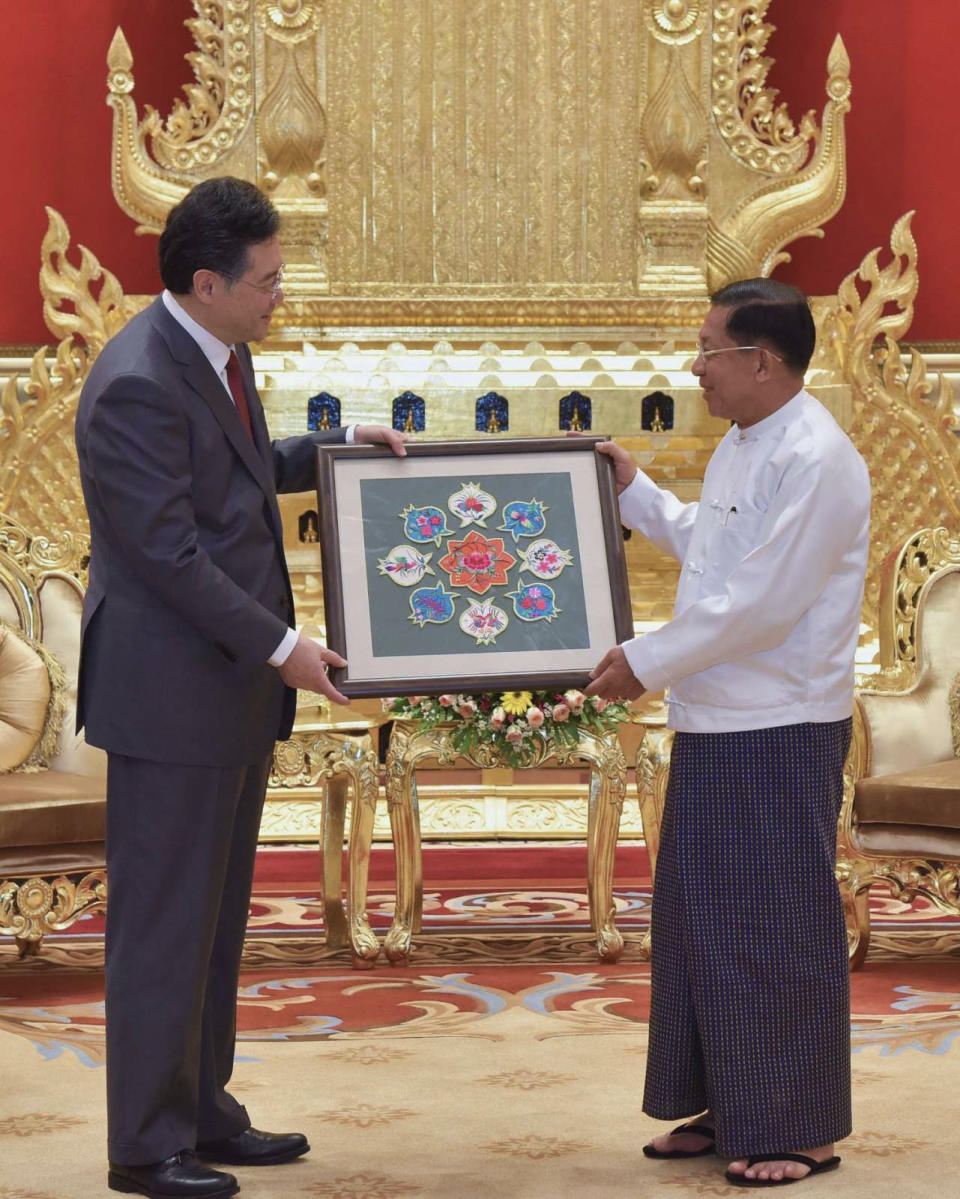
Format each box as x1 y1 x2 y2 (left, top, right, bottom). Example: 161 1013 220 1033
383 720 629 963
270 727 381 966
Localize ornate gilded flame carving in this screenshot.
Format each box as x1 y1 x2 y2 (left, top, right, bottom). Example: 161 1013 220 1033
815 213 960 615
106 28 192 234
707 32 851 287
712 0 817 174
100 1 853 317
640 49 707 199
143 3 253 172
257 44 326 194
0 210 141 538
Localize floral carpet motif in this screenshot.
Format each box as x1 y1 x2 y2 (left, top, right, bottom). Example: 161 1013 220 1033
2 845 959 1065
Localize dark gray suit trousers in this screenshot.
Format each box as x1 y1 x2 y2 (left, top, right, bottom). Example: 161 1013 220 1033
104 752 272 1164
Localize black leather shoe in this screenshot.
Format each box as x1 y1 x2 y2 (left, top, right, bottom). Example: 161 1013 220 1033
108 1150 238 1198
196 1127 309 1167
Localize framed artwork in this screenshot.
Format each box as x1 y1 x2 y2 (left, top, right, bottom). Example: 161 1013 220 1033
314 436 633 697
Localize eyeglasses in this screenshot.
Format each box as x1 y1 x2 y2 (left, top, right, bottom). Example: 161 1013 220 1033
695 342 782 363
226 264 285 300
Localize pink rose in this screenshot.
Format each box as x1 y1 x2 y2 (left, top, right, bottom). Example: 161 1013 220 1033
505 724 524 743
458 700 478 718
438 694 456 707
592 696 609 713
563 689 585 714
552 703 570 722
490 706 506 728
407 695 425 706
526 706 545 728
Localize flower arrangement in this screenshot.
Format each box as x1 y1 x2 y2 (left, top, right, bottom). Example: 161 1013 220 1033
387 688 630 767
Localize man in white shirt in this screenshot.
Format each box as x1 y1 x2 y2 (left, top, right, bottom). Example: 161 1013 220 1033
76 177 405 1198
587 278 870 1188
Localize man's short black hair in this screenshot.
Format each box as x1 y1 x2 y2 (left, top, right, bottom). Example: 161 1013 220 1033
710 277 815 374
158 176 280 294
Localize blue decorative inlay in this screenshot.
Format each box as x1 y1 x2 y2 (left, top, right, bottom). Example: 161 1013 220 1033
641 390 674 431
307 391 342 430
475 391 509 433
559 390 592 431
392 391 425 432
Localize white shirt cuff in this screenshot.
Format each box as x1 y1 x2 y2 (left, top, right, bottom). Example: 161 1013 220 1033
345 425 357 444
269 626 299 667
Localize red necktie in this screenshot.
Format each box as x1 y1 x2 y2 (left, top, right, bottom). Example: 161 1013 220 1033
225 350 254 440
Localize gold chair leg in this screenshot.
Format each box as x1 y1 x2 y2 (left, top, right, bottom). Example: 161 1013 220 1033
384 732 424 964
586 760 625 963
345 753 381 968
320 775 349 950
844 883 872 970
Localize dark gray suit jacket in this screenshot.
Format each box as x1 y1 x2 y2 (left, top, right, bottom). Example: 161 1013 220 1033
75 296 346 767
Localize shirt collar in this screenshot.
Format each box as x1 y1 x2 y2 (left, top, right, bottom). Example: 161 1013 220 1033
162 290 233 377
733 387 806 443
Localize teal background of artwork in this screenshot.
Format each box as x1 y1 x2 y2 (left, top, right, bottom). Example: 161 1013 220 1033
360 472 590 658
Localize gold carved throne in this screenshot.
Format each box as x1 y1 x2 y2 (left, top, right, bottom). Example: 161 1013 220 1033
838 528 960 969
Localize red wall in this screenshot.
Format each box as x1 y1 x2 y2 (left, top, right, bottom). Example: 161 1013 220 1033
1 2 956 345
768 1 957 342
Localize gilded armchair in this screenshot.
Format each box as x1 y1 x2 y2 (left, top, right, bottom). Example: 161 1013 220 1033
838 527 960 968
0 515 107 956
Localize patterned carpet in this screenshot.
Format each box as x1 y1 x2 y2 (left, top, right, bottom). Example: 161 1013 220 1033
1 844 957 1197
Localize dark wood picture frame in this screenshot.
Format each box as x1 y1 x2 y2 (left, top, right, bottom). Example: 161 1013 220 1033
315 436 633 697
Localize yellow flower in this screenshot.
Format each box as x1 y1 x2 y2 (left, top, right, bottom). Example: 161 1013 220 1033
500 690 533 715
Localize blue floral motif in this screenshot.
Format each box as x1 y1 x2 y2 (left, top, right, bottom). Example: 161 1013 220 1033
505 576 560 622
498 499 547 543
409 582 459 627
402 504 451 546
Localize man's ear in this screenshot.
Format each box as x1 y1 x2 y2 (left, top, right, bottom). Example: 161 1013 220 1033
191 269 219 304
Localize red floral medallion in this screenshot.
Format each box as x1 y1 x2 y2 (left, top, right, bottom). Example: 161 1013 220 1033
438 530 516 595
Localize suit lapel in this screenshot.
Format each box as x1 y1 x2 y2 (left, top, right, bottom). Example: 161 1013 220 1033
148 298 277 503
235 345 287 548
182 357 277 501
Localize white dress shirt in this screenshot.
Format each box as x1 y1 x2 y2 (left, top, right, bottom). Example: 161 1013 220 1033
620 389 871 733
161 290 354 668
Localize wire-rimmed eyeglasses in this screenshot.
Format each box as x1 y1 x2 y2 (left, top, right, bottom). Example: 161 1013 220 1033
226 263 285 300
695 342 782 363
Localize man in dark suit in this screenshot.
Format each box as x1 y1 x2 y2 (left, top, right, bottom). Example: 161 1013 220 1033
75 176 405 1199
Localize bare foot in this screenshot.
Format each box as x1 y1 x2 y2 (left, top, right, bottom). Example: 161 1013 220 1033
726 1144 836 1183
646 1112 714 1156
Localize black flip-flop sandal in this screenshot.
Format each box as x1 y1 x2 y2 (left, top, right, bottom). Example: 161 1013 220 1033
725 1152 841 1187
643 1121 716 1159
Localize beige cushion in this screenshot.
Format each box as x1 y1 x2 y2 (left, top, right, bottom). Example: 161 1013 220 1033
38 574 106 783
855 823 960 859
860 572 960 776
0 623 51 770
0 769 105 848
855 757 960 830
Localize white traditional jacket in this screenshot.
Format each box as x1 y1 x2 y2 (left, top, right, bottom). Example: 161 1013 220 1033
619 389 871 734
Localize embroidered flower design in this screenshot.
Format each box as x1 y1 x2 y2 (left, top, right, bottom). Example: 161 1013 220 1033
400 504 451 546
506 576 560 622
499 498 548 543
438 530 515 595
377 545 434 587
408 582 459 626
459 600 509 645
518 537 573 580
448 481 497 527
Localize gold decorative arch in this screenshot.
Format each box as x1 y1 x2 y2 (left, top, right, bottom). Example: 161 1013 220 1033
103 0 852 323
